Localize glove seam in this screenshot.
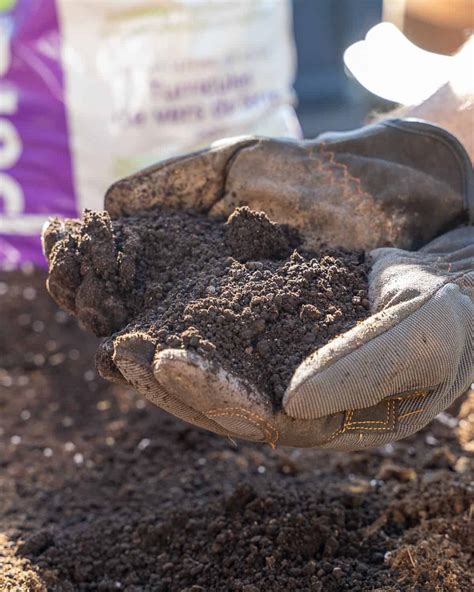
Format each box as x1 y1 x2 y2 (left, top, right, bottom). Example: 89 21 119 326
322 390 435 445
207 406 279 447
344 399 396 431
398 408 424 420
215 139 261 213
384 119 474 222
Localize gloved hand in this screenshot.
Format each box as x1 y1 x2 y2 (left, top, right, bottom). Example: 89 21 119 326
87 226 471 449
43 120 473 449
103 118 472 252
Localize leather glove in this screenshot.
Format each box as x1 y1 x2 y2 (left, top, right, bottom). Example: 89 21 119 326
103 118 472 252
43 120 473 449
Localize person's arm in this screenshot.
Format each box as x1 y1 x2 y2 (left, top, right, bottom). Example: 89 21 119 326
371 35 474 162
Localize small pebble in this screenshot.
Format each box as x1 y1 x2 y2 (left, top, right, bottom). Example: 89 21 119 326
425 434 439 446
33 354 46 367
46 340 58 352
49 353 66 366
454 456 470 474
20 262 34 276
381 443 394 456
436 412 458 429
1 376 13 387
55 310 69 324
32 320 45 333
68 349 80 360
22 287 37 300
97 400 111 411
137 438 151 451
84 370 95 382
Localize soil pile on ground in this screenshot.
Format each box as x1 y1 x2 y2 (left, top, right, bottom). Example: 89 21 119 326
45 206 369 406
0 269 472 591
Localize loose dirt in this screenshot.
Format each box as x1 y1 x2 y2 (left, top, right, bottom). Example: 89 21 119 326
0 268 472 591
44 206 369 407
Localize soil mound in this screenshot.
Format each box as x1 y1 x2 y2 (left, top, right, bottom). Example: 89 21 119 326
46 206 369 406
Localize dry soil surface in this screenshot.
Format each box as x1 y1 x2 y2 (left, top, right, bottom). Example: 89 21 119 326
0 268 473 592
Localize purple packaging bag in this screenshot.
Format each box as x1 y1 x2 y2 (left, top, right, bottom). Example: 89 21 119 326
0 0 75 269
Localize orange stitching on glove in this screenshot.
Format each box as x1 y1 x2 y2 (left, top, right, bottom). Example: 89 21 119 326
323 400 396 445
353 400 395 432
324 392 429 444
345 400 392 427
398 408 424 420
208 410 274 443
207 407 279 446
393 389 431 400
318 144 370 204
345 399 396 432
319 410 350 445
322 427 345 443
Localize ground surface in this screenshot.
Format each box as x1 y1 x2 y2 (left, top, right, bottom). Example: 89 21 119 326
0 268 473 592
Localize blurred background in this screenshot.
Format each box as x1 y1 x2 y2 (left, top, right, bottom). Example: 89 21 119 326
294 0 473 136
293 0 383 137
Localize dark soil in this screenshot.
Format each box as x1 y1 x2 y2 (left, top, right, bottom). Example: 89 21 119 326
1 268 473 592
45 206 369 406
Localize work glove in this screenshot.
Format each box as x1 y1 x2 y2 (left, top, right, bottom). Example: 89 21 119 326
43 120 473 449
103 118 472 252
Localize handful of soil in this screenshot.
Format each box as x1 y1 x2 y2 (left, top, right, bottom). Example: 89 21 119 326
45 206 370 408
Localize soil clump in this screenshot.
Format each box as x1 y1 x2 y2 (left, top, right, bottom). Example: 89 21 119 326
45 206 369 406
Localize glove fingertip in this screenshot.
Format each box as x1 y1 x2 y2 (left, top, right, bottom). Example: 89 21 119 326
154 349 274 443
95 337 128 385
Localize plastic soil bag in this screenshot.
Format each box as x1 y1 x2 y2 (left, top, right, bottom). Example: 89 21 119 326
0 0 299 269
